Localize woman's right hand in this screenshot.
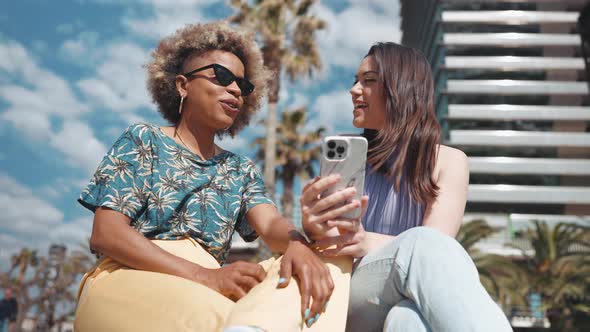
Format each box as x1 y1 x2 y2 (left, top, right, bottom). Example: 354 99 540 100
300 175 363 241
198 261 267 301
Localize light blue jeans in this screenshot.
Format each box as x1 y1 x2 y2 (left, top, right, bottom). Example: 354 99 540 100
347 227 513 332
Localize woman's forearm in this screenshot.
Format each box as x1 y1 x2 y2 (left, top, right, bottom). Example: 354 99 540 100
246 204 308 253
257 216 306 253
90 208 206 283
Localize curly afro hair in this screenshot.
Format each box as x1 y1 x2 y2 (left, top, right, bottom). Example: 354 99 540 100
146 21 270 137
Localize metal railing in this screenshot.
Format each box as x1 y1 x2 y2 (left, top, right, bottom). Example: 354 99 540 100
449 130 590 147
469 157 590 175
445 56 584 70
447 104 590 121
446 80 589 95
442 10 578 24
444 33 580 47
468 184 590 204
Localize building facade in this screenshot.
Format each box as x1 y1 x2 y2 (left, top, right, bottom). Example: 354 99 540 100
400 0 590 243
400 0 590 328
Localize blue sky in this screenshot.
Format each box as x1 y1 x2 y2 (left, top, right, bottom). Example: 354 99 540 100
0 0 400 265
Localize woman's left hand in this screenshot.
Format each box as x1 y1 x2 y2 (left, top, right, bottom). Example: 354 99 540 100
277 239 334 327
313 221 370 258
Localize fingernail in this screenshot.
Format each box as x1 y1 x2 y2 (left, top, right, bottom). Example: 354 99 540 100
324 301 329 311
314 313 320 322
277 277 286 285
306 317 316 327
304 308 310 319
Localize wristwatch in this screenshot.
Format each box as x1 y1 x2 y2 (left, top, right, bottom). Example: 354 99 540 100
292 216 313 243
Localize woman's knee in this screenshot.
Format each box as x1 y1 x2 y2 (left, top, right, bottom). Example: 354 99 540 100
383 300 431 332
406 227 479 279
403 227 463 255
401 226 447 242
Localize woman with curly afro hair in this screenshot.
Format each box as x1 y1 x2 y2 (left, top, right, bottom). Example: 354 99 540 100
73 22 352 332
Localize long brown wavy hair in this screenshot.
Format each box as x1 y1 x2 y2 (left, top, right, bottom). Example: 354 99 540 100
363 42 441 206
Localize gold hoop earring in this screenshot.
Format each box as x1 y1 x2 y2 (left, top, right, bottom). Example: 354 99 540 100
178 96 184 115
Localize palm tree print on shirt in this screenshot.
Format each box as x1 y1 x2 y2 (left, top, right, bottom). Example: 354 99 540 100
78 123 274 264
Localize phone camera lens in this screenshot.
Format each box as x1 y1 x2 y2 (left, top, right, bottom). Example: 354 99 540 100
327 151 335 159
336 146 345 154
327 141 336 149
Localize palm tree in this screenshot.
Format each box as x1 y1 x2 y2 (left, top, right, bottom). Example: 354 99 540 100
457 219 526 312
229 0 326 197
252 107 324 219
513 221 590 330
9 248 39 285
1 246 94 332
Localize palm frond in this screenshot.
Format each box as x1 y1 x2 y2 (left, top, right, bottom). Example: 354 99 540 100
457 219 499 252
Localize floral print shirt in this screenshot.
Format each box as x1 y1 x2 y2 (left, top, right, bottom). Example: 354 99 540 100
78 123 274 263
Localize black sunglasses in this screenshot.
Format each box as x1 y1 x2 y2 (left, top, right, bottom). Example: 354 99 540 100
182 63 255 97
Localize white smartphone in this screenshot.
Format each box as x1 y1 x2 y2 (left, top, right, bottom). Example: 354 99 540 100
319 135 368 219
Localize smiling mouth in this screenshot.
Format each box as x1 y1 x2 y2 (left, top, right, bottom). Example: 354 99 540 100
354 103 368 111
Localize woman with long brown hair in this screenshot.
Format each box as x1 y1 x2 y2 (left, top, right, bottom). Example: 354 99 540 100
300 42 513 331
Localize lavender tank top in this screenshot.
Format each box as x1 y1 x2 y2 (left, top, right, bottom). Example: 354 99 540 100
362 164 425 236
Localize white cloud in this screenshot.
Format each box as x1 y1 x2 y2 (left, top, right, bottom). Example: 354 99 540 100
0 42 89 118
0 39 105 172
59 31 100 66
0 40 29 72
39 185 64 200
31 40 48 54
18 62 81 108
89 0 219 6
0 234 22 265
48 216 93 248
291 92 309 109
311 89 355 134
56 23 75 34
120 112 153 128
314 0 401 70
0 173 34 197
145 0 219 6
0 174 92 268
0 175 64 237
61 39 86 58
216 136 248 154
0 43 85 112
77 42 152 113
279 85 289 103
122 0 220 40
50 120 107 173
246 110 268 138
1 105 52 141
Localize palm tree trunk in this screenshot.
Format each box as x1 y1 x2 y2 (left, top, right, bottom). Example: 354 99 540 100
15 300 26 332
281 174 295 220
17 259 27 285
264 101 277 198
15 285 30 332
262 39 282 199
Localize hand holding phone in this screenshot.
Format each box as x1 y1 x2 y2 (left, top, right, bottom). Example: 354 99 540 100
298 135 368 241
319 136 368 220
